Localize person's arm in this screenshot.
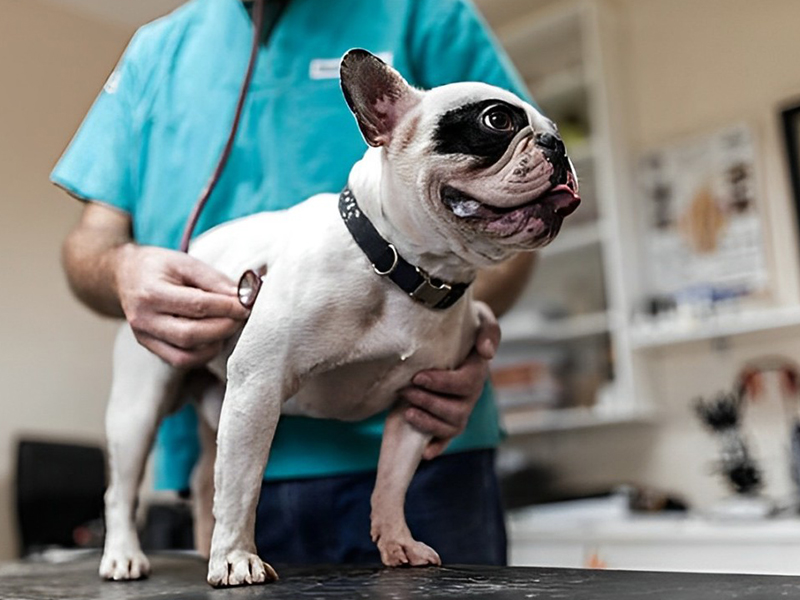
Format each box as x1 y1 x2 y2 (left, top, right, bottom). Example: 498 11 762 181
402 254 534 459
472 253 536 318
63 202 249 367
62 202 131 318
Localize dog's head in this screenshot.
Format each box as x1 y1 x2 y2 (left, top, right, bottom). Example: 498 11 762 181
340 49 579 266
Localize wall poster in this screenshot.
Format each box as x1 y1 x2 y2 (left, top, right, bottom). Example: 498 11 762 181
637 124 768 301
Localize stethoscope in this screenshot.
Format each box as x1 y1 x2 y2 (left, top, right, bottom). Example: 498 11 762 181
178 0 280 309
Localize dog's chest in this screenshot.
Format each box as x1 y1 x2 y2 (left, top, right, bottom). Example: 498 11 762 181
283 296 477 421
196 192 480 422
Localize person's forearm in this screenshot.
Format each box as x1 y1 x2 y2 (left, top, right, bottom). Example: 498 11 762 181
61 206 132 319
472 252 536 318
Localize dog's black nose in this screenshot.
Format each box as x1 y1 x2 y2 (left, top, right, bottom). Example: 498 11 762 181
535 131 560 151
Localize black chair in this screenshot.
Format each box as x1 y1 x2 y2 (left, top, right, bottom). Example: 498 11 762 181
15 439 106 556
141 501 195 551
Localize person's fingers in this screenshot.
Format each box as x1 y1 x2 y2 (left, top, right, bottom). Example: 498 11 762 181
404 405 461 440
169 253 240 296
117 247 250 322
403 387 465 429
151 284 250 320
422 438 450 461
412 352 488 398
138 314 243 351
135 332 224 369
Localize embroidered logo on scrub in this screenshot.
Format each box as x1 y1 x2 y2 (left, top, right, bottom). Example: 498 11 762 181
309 52 394 80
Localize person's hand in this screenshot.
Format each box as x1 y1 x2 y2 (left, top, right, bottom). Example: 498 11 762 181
402 303 501 460
113 244 250 368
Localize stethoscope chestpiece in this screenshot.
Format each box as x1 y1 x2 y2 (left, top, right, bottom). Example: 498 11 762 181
238 267 266 309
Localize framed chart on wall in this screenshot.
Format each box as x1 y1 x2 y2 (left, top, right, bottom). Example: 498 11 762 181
637 123 769 303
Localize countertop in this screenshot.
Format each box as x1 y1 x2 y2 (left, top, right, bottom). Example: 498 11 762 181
3 552 800 599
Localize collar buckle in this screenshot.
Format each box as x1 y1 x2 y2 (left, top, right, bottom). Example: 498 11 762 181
410 268 453 307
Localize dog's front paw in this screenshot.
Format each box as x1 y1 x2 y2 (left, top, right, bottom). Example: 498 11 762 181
207 550 278 587
99 549 151 581
377 536 441 567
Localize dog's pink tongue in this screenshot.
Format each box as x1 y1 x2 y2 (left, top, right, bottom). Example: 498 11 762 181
546 184 581 217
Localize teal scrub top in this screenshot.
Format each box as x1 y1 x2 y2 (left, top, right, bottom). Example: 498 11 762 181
52 0 531 489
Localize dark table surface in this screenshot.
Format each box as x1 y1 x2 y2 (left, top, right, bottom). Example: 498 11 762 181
2 552 800 600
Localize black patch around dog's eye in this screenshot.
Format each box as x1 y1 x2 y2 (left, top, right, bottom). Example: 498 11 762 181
433 100 527 166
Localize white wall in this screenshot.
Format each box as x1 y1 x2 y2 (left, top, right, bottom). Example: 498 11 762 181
0 0 132 560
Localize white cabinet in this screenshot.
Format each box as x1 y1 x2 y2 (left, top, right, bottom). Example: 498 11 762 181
509 508 800 575
475 0 642 434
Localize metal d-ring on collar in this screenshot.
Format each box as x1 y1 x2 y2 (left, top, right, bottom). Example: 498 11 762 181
374 244 398 276
338 187 472 310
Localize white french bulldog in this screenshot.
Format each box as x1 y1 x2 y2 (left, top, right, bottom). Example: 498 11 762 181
99 49 579 587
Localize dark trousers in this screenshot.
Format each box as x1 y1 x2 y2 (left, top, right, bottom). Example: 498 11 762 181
254 449 507 566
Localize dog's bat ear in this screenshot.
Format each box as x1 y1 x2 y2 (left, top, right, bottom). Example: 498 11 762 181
340 49 421 147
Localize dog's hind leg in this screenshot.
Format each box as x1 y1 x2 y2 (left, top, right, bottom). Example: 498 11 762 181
192 378 224 558
191 418 217 558
370 405 441 567
99 326 184 581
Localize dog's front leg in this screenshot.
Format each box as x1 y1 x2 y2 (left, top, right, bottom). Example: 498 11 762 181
370 406 442 567
205 355 284 587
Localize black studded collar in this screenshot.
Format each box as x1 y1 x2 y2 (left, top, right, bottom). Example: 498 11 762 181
338 187 472 310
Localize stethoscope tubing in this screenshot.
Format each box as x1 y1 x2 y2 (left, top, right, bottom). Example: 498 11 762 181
178 0 267 253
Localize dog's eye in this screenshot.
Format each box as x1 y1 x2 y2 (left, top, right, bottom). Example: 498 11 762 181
482 107 514 132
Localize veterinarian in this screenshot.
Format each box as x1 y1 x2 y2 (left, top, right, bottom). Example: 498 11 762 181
54 0 533 565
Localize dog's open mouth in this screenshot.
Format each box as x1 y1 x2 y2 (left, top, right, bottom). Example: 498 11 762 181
441 182 581 238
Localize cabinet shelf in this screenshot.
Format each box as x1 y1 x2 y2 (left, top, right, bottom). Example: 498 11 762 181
528 66 590 106
497 3 584 58
501 310 610 344
496 5 586 84
475 0 631 434
629 306 800 350
501 404 651 436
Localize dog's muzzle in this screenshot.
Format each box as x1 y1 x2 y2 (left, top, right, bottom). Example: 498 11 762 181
440 127 580 244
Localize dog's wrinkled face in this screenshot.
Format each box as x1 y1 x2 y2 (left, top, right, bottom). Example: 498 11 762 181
340 49 580 264
425 86 580 250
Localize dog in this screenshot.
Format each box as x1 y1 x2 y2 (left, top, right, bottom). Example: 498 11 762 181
98 49 580 587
